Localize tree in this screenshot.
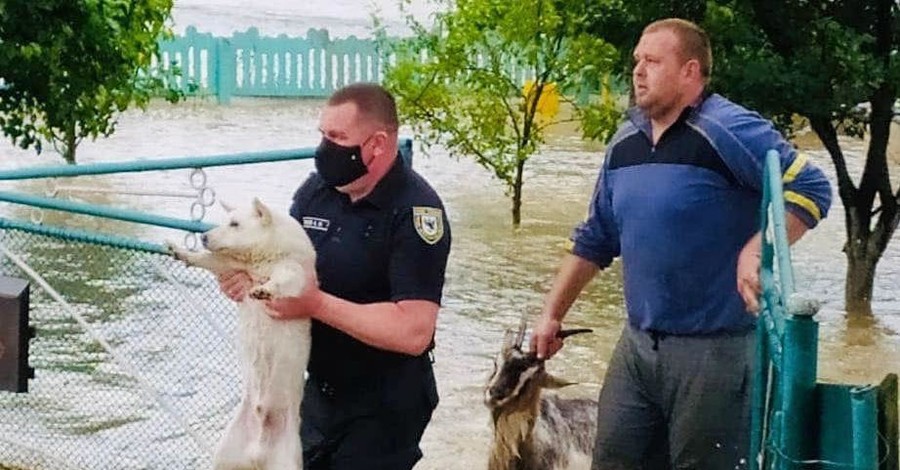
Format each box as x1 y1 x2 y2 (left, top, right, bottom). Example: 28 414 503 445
580 0 708 80
379 0 622 226
0 0 181 164
709 0 899 316
588 0 899 315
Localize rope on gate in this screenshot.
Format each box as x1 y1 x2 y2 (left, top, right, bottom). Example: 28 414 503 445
764 430 892 468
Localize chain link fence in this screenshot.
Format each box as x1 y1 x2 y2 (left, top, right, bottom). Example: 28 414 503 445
0 226 237 469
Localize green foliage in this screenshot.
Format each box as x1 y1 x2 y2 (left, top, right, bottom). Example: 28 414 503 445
0 0 182 164
705 2 884 139
576 0 707 79
580 0 894 138
378 0 622 225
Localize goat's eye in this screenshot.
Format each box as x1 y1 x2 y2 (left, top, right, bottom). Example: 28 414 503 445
229 221 239 227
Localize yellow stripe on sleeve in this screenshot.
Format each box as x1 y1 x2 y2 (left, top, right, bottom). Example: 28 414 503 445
784 190 821 221
782 152 808 184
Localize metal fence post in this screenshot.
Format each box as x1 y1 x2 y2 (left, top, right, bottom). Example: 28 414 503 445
852 385 879 470
216 38 235 104
750 320 769 469
779 315 818 469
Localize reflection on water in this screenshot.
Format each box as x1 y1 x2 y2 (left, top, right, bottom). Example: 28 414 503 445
0 99 898 468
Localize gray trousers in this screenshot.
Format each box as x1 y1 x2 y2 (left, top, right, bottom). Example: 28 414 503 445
591 324 754 470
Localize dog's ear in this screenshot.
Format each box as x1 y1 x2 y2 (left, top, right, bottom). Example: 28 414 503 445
220 200 235 213
252 198 273 225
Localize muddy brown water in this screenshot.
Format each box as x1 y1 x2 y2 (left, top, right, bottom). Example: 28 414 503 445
0 98 897 468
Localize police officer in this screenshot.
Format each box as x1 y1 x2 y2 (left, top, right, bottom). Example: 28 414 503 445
221 83 451 469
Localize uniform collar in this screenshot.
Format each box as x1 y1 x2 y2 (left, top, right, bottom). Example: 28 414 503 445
355 153 407 208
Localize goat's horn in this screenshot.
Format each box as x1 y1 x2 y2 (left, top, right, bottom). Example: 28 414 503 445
556 328 593 339
514 315 528 348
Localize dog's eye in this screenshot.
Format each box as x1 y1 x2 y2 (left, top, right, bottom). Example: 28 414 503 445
229 221 239 227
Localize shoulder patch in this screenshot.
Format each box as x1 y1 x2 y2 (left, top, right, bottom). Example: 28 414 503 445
412 206 444 245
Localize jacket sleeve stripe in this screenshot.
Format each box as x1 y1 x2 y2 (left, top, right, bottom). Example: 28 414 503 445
784 190 822 221
782 152 808 184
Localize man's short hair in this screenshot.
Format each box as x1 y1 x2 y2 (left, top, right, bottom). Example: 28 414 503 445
327 83 399 131
644 18 712 81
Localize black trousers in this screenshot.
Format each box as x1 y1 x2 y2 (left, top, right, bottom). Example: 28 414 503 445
302 358 439 470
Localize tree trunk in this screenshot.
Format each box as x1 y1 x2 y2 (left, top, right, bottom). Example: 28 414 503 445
845 241 877 316
809 104 898 317
842 0 898 316
511 159 524 226
63 122 78 164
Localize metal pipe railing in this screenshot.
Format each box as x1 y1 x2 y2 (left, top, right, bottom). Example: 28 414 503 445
0 191 214 234
751 149 812 469
0 217 168 254
0 147 316 180
0 140 413 244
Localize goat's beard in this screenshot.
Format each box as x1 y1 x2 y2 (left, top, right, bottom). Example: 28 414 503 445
488 400 539 470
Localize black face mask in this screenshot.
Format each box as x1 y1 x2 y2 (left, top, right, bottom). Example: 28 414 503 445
314 137 369 187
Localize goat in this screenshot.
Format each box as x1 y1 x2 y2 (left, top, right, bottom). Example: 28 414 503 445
484 321 597 470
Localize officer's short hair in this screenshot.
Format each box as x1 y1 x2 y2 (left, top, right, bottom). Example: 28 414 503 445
643 18 712 82
328 83 400 132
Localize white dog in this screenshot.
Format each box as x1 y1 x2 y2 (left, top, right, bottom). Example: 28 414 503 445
169 198 314 470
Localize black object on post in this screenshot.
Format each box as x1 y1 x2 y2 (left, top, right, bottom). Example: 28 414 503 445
0 276 33 393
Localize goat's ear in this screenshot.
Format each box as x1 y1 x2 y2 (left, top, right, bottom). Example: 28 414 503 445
541 373 577 389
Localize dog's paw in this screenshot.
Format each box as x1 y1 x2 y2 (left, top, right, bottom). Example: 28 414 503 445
166 241 189 262
248 286 273 301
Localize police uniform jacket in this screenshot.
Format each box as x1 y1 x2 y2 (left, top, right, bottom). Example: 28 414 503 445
290 156 451 404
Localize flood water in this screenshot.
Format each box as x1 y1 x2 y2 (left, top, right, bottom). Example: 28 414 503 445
0 1 897 469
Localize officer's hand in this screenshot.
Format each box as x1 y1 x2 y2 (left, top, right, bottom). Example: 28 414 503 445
265 269 321 320
531 313 563 360
737 236 762 315
217 270 251 302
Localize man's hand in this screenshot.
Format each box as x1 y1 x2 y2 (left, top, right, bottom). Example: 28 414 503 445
217 271 252 302
738 213 811 314
264 269 321 320
737 235 762 314
530 313 563 360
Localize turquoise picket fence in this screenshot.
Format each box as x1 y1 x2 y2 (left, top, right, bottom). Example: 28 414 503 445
751 149 899 469
155 27 557 104
157 27 387 103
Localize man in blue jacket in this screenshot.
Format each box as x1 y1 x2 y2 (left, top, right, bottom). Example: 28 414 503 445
531 18 832 469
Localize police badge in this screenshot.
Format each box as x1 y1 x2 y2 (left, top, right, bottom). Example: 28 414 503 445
412 206 444 245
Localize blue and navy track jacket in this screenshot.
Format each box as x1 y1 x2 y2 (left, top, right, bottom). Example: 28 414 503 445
571 93 832 335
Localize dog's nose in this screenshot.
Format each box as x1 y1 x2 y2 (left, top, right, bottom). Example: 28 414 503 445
200 233 208 246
